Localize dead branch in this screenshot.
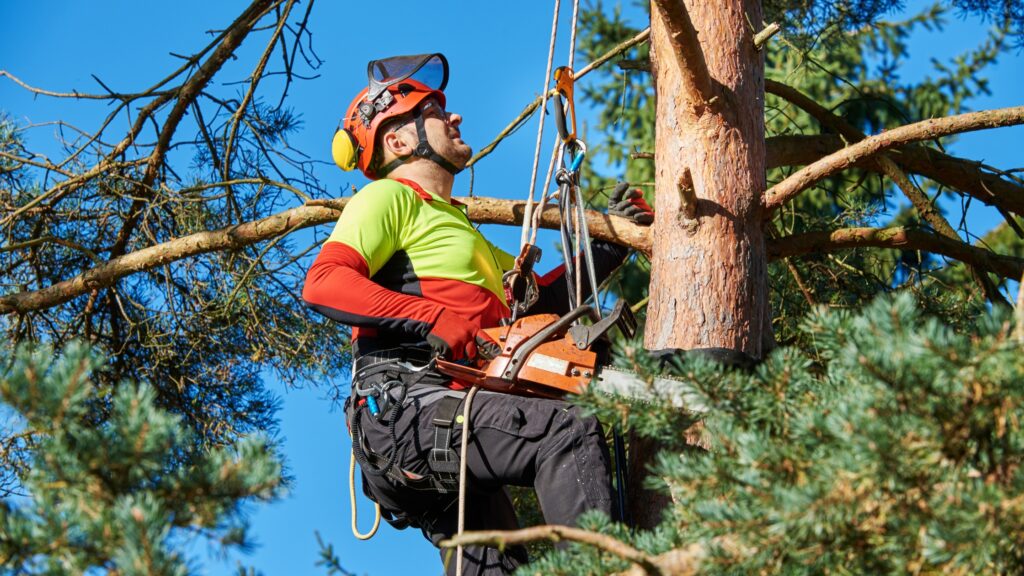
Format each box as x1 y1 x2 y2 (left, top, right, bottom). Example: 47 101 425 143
753 22 781 49
467 27 651 168
763 105 1024 212
440 524 715 576
0 70 172 101
440 525 667 575
109 0 281 258
769 226 1024 280
650 0 714 106
223 0 297 183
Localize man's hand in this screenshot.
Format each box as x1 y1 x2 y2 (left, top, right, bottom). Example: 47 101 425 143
426 308 501 362
608 181 654 225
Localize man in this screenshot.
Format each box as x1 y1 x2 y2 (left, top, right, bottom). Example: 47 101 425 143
303 53 653 575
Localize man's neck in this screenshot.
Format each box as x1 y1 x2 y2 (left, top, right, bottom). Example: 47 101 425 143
388 162 454 201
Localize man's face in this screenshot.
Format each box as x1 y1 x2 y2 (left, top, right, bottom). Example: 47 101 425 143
396 97 472 168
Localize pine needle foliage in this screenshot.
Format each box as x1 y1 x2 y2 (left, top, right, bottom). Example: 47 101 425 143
530 294 1024 574
0 342 283 574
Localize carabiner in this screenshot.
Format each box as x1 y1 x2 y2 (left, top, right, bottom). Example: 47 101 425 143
563 139 587 173
552 66 577 146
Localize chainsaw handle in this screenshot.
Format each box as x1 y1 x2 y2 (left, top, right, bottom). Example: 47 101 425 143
503 305 599 381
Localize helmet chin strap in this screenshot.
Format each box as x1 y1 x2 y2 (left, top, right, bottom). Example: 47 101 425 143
377 107 463 178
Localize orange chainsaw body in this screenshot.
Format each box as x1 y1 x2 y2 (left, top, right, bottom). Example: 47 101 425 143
436 315 596 397
435 302 635 398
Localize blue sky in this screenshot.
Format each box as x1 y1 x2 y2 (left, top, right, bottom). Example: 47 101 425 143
1 1 1021 575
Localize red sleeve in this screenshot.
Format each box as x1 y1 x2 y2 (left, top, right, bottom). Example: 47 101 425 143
303 241 443 336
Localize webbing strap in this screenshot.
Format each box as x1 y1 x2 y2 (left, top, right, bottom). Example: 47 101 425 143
429 393 465 491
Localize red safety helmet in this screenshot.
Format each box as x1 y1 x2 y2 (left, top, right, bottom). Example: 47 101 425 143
332 53 454 179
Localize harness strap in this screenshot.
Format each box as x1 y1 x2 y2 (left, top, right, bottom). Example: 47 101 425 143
428 393 465 491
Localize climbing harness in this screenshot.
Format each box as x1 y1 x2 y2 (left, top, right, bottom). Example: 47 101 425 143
347 356 468 540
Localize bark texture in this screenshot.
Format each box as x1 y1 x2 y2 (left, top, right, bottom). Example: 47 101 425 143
646 0 770 357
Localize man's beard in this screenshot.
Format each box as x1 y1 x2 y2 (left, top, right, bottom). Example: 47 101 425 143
442 138 473 168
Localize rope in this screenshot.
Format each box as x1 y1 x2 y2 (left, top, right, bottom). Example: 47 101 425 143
529 141 562 247
455 385 482 576
522 0 563 249
567 0 581 70
525 0 582 251
349 444 381 540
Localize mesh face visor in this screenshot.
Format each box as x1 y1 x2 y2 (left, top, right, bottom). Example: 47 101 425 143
366 53 448 102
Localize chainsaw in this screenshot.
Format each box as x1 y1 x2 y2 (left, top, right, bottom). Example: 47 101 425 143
435 299 702 408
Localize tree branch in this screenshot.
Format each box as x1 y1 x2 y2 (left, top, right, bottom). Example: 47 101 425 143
763 105 1024 212
467 27 651 168
440 525 667 575
650 0 714 106
0 196 651 315
766 79 1009 304
223 0 296 183
108 0 280 258
764 134 1024 217
768 226 1024 280
6 190 1020 315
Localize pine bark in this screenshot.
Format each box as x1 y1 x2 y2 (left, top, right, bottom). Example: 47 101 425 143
645 0 770 357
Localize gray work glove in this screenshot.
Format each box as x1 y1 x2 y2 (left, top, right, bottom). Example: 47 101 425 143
608 182 654 225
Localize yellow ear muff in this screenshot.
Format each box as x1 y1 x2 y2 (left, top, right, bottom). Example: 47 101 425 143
331 129 359 171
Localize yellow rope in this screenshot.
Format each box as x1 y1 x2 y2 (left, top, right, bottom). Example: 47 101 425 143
349 444 381 540
455 385 482 576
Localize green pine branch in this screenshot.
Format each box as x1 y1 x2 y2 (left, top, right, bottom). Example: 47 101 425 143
0 342 283 574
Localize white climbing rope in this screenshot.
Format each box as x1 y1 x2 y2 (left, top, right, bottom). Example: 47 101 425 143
521 0 563 250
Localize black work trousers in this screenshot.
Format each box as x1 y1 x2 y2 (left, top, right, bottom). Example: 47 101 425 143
353 384 614 575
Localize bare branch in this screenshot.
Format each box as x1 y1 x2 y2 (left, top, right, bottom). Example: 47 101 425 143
765 80 1010 304
467 27 651 168
0 70 171 101
108 0 282 258
769 226 1024 280
650 0 714 106
763 105 1024 212
753 22 781 49
223 0 296 181
440 525 666 575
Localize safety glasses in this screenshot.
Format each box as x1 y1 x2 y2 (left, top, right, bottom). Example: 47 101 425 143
384 98 450 133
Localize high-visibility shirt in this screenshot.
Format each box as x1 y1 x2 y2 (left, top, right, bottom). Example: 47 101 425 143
302 177 628 354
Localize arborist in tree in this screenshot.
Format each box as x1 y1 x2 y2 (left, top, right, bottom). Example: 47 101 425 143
302 53 653 575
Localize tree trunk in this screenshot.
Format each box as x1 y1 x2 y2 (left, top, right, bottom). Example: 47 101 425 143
645 0 770 357
630 0 768 529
